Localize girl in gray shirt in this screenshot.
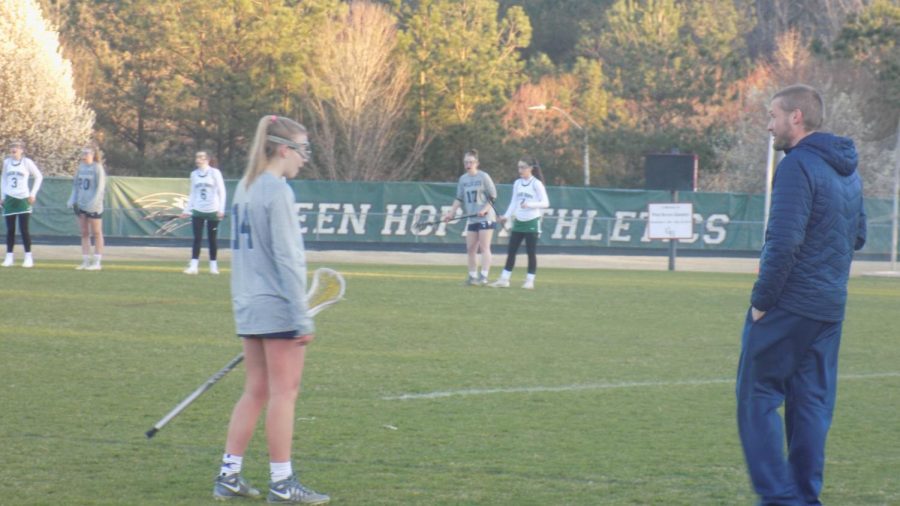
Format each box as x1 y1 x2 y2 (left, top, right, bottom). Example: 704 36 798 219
67 146 106 270
443 149 497 285
214 115 329 505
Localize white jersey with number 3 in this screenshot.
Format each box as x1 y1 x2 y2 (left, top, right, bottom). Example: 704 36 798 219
1 157 43 200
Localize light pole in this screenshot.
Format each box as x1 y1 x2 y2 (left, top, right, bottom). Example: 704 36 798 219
528 104 590 186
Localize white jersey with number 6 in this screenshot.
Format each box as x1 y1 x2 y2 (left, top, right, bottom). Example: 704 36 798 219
185 167 226 214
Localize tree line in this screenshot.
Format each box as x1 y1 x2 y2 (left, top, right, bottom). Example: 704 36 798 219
12 0 900 195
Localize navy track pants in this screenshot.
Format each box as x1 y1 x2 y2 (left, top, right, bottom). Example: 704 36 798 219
736 306 842 506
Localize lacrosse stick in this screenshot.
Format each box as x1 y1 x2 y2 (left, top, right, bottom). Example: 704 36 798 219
410 213 481 234
145 267 345 438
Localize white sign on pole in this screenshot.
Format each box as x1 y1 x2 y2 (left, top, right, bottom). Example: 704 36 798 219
647 203 694 240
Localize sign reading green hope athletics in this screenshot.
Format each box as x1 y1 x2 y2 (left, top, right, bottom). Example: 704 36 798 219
26 177 894 255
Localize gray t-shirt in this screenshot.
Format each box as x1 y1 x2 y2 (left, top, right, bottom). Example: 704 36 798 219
67 162 106 214
455 170 497 224
230 172 313 336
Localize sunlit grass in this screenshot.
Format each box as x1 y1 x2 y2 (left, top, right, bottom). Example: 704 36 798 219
1 261 898 505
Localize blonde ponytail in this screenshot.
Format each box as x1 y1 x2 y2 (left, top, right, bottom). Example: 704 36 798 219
241 115 307 188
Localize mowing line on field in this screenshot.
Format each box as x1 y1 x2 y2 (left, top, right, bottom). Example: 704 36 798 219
382 372 900 401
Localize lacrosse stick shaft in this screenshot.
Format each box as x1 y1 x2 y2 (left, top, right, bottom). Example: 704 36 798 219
144 293 337 438
414 212 479 231
145 353 244 438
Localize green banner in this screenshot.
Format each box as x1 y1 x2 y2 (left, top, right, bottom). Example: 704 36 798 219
21 176 895 254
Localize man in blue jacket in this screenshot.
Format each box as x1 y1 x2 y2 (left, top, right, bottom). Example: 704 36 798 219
736 84 867 505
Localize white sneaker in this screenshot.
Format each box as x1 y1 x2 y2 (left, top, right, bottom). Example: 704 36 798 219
85 262 102 271
2 256 13 267
75 261 90 270
522 279 535 290
488 278 510 288
184 266 199 275
209 266 220 275
22 256 34 268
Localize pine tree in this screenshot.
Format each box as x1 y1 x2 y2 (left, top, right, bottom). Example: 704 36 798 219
0 0 94 175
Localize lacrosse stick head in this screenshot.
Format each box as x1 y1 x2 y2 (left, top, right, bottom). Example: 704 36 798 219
307 268 346 316
411 215 441 234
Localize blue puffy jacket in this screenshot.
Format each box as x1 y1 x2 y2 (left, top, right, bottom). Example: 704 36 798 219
751 132 867 322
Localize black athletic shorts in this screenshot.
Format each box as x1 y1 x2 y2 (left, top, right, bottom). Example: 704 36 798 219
238 330 301 340
75 207 103 219
467 221 496 232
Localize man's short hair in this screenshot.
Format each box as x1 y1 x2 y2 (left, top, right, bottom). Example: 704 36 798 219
773 84 825 131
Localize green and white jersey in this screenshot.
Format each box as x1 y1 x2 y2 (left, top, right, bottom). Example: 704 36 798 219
230 172 313 336
502 176 549 223
67 162 107 213
1 157 43 200
184 167 226 215
455 170 497 224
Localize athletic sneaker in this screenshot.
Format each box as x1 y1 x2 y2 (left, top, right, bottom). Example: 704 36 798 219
465 275 479 286
478 274 489 286
85 262 102 271
184 266 199 275
213 473 261 500
522 279 535 290
22 256 34 268
1 256 12 267
488 278 510 288
267 476 330 504
209 265 220 275
75 261 90 270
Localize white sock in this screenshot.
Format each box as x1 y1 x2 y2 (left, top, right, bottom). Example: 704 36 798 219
270 461 293 482
468 270 477 278
210 260 218 270
4 253 12 260
481 269 490 278
82 255 91 264
526 273 535 282
220 453 243 476
189 258 199 269
500 269 512 280
24 252 33 260
93 254 102 264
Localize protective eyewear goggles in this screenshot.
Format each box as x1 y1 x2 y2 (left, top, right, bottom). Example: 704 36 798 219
267 135 311 162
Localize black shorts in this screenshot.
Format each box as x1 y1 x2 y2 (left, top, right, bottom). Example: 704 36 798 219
467 221 496 232
75 207 102 219
238 330 300 340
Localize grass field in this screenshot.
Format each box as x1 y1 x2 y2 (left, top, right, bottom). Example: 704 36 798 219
1 259 898 505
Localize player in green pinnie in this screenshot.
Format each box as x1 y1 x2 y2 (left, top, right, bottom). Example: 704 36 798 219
1 140 43 268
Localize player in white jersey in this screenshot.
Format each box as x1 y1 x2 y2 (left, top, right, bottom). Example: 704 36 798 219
213 115 329 505
489 156 550 289
180 151 226 275
442 149 497 285
67 145 107 270
1 140 43 268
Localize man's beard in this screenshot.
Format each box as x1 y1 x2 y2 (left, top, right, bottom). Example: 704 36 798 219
772 133 791 151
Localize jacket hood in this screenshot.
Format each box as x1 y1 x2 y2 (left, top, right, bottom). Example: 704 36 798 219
787 132 858 176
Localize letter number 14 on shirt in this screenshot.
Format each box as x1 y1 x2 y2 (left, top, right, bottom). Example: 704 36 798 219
231 203 253 250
